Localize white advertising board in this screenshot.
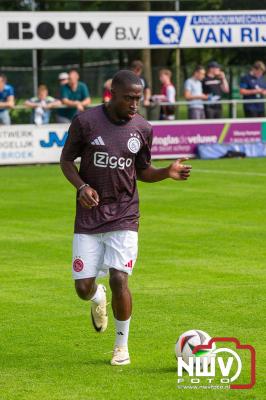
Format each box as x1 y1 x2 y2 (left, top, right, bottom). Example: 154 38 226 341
0 11 265 49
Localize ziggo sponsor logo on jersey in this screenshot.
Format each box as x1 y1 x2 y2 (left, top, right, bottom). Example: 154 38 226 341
94 152 133 170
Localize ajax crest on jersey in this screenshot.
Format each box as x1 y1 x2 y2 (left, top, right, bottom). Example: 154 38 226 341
175 329 216 366
127 137 141 153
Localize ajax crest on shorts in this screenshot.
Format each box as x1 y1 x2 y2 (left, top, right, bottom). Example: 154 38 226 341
73 257 84 272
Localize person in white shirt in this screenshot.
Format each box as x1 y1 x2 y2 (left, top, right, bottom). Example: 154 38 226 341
25 84 61 125
184 65 208 119
158 69 176 120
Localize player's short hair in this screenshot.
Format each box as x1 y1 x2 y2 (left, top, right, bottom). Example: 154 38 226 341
159 69 172 78
130 60 143 71
112 70 142 89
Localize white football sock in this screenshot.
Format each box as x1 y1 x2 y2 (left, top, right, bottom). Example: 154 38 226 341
114 317 131 348
90 285 105 305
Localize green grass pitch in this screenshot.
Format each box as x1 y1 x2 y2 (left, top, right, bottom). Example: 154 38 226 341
0 158 265 400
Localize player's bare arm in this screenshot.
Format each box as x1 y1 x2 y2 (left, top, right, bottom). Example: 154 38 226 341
60 156 99 208
137 158 192 182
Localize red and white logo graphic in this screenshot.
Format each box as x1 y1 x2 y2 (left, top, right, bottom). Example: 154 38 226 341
177 337 256 390
73 258 84 272
125 259 133 269
193 337 256 390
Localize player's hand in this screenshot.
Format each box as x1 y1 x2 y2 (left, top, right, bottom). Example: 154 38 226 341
78 186 99 208
167 158 192 181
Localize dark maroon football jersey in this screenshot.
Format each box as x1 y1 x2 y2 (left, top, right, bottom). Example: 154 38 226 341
61 104 153 234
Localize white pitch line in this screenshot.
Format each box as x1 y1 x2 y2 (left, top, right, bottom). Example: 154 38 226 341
194 168 266 177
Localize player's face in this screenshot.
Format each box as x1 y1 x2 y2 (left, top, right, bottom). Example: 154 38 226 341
112 84 143 120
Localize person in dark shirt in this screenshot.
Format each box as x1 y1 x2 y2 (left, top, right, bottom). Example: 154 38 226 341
130 60 151 107
202 61 229 119
60 70 192 366
56 69 91 123
240 61 266 118
130 60 151 118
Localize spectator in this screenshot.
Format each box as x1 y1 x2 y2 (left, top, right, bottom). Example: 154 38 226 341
55 72 69 102
202 61 229 119
102 79 112 103
184 65 208 119
130 60 151 107
240 61 266 118
0 73 15 125
159 69 176 120
58 72 69 86
56 69 91 123
25 84 61 125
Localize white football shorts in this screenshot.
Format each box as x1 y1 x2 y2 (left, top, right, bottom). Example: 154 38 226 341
72 230 138 280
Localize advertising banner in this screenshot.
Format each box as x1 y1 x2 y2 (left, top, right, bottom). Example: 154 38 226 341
0 124 68 165
0 11 266 49
0 119 264 165
151 120 263 158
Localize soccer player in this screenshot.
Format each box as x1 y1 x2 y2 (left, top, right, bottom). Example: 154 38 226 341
60 70 191 366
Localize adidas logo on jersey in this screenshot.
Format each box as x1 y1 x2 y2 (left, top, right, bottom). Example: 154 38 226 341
91 136 105 145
